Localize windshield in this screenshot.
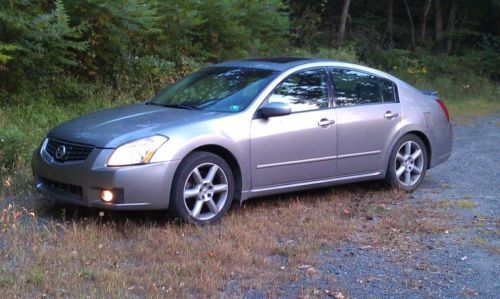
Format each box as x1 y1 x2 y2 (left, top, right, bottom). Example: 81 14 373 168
150 67 278 113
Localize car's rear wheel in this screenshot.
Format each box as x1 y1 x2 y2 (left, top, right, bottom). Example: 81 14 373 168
386 134 428 191
169 151 234 224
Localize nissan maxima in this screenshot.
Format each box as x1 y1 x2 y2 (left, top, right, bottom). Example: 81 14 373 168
32 57 453 224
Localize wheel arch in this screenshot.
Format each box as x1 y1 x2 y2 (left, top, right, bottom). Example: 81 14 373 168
187 144 243 202
402 130 432 169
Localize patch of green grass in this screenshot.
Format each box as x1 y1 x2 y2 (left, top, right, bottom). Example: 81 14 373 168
0 271 15 287
435 197 477 210
455 199 476 209
372 205 388 215
407 75 500 119
25 265 44 285
79 268 97 281
0 83 138 194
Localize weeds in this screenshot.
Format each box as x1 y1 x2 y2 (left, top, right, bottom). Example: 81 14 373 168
0 184 453 297
434 197 477 210
455 199 477 209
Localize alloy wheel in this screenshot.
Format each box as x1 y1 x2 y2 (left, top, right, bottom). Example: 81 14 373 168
183 163 229 221
395 141 425 187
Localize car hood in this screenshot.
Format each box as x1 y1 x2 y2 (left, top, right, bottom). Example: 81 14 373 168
48 103 225 148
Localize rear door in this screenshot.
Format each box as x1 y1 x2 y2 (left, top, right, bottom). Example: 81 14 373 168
329 68 401 176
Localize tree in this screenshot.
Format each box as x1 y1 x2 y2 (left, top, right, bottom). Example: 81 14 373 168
338 0 351 42
445 0 458 53
404 0 416 49
435 0 444 47
385 0 394 49
0 0 88 86
420 0 433 42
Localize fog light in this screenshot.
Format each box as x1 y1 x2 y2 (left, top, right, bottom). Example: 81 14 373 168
100 190 114 202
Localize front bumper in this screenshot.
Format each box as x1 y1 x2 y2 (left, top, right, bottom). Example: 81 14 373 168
32 145 180 210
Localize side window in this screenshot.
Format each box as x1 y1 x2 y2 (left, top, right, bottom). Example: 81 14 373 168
329 68 396 106
380 78 398 103
268 69 329 113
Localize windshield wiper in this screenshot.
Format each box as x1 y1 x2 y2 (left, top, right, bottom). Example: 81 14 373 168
146 102 200 110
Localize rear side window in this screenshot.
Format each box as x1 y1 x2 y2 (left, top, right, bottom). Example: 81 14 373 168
329 68 398 106
380 78 398 103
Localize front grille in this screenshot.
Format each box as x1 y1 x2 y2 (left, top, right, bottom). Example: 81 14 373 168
45 138 93 162
41 177 83 197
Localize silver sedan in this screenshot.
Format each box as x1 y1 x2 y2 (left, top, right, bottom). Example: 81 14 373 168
32 57 452 224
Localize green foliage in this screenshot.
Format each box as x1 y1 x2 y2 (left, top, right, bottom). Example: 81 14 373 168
367 49 466 80
0 0 88 80
154 0 289 61
0 80 136 173
0 126 27 171
0 0 289 93
65 0 162 81
287 46 359 63
0 43 16 67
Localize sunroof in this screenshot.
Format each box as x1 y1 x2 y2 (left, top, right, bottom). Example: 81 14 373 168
245 57 311 64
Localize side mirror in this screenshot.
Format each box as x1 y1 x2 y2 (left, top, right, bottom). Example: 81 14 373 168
259 102 291 118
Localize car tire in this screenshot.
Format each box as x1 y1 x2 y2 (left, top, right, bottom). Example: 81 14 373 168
169 151 234 225
386 134 428 192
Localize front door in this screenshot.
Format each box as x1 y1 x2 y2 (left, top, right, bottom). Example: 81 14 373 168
250 68 337 188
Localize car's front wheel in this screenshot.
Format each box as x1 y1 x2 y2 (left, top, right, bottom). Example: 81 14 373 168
169 151 234 224
386 134 428 191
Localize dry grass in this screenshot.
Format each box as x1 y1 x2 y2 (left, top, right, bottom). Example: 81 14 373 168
0 184 451 297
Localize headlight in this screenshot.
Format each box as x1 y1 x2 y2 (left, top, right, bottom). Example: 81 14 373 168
107 135 168 166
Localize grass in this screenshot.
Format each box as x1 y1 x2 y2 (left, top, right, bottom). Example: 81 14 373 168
0 184 452 297
434 197 477 210
455 199 476 209
404 74 500 120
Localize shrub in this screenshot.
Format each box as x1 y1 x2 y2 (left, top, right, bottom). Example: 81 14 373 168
286 46 359 63
0 126 28 171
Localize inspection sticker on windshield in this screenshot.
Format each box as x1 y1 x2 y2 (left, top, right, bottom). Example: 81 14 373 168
230 105 240 111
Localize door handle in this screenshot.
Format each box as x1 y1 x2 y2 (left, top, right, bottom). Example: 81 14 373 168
384 111 399 119
318 118 335 127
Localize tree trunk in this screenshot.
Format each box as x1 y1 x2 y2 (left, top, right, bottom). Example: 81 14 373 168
338 0 352 42
404 0 416 49
385 0 394 49
454 12 468 53
434 0 444 47
445 0 457 53
420 0 433 41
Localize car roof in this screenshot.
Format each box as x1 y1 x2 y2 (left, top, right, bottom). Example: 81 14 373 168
215 57 337 72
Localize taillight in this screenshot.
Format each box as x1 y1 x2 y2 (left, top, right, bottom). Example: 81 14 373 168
436 99 449 121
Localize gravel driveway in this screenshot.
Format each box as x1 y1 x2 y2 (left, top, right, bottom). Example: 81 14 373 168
311 115 500 298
